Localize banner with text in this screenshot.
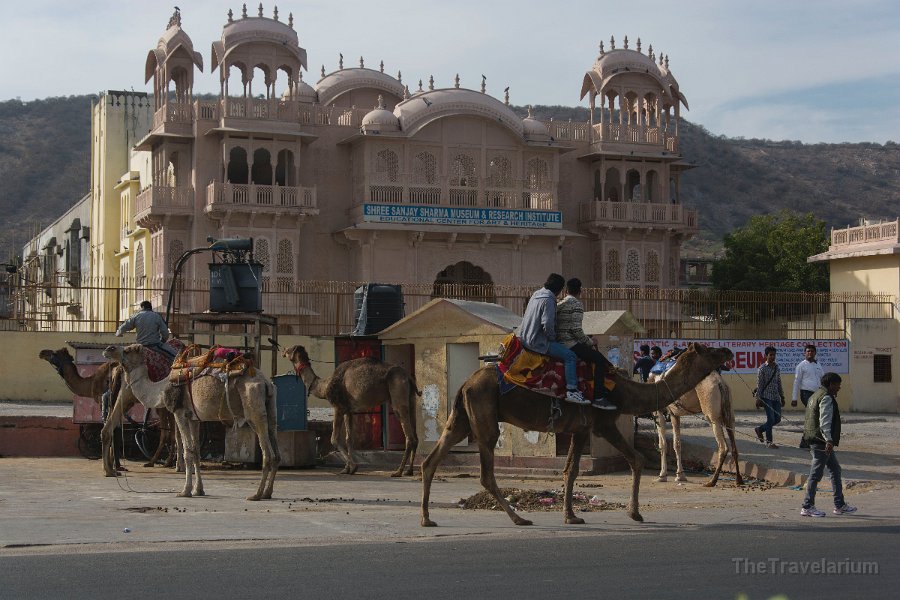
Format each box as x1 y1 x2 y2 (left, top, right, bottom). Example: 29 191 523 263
362 203 563 229
634 339 850 374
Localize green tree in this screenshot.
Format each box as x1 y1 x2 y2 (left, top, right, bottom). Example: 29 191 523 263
712 210 829 292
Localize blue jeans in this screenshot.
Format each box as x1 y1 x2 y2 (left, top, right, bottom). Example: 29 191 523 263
758 397 782 443
546 342 578 390
802 445 845 509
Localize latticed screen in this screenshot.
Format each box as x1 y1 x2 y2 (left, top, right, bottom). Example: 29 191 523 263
874 354 892 382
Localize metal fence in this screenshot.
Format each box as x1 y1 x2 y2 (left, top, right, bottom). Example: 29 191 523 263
1 274 894 340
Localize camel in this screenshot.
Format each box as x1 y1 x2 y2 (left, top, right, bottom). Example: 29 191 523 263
38 348 177 475
283 345 419 477
103 344 280 500
420 342 734 527
651 370 742 487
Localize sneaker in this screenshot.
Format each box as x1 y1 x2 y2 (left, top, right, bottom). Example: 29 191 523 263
833 504 857 515
765 442 779 449
564 389 589 405
591 397 618 411
800 506 826 517
754 427 764 443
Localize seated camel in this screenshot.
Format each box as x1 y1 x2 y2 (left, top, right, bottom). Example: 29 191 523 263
38 348 178 475
103 344 279 500
650 369 742 487
283 345 419 477
420 342 734 527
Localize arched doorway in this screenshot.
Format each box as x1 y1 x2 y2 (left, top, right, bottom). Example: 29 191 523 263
432 261 496 302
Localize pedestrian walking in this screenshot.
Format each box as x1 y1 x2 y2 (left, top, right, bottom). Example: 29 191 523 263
753 346 784 448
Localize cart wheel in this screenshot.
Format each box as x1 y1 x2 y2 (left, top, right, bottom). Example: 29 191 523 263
78 424 102 460
133 407 162 461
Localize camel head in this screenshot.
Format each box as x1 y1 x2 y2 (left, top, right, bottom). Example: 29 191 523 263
39 348 74 374
103 344 144 373
665 342 733 380
283 345 311 372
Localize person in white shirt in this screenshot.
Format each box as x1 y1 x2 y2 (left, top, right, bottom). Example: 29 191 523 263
792 344 825 408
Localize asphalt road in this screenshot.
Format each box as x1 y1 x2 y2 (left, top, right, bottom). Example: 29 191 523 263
4 519 897 600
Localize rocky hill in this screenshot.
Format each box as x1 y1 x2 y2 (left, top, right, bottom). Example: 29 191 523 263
2 96 898 260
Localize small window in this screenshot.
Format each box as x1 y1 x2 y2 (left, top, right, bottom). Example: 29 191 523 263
874 354 892 382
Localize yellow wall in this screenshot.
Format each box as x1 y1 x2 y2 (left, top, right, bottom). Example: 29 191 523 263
830 256 900 295
0 331 332 405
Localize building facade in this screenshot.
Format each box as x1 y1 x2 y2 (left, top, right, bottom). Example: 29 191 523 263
24 7 698 326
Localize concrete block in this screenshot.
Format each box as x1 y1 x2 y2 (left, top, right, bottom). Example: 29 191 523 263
277 430 316 468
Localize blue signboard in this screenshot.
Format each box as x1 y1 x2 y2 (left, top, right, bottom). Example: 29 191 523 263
362 203 562 229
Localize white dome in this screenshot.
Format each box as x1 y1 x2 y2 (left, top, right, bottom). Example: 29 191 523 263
361 96 399 132
522 108 550 141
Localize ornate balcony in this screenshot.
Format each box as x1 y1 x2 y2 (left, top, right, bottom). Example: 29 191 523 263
591 123 678 152
205 182 318 222
579 200 697 234
150 102 194 137
362 176 557 211
134 185 194 230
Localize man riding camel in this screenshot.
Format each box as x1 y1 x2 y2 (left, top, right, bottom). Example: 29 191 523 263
115 300 178 361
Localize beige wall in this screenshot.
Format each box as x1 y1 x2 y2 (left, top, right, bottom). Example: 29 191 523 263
830 256 900 296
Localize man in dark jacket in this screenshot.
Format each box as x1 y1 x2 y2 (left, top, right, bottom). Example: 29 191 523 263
799 372 857 517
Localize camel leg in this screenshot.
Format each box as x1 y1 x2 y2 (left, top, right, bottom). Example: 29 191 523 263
655 411 668 482
704 421 729 487
562 430 590 524
420 411 472 527
595 417 645 522
671 414 688 482
390 395 419 478
330 409 351 474
173 411 202 497
343 412 358 474
144 409 168 467
727 421 743 485
245 382 280 501
100 392 130 477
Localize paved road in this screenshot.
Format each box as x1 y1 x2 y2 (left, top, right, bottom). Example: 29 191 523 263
4 522 898 599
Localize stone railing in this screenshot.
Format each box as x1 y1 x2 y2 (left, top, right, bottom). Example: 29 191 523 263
579 200 696 228
197 98 371 128
206 182 317 210
134 185 194 215
591 122 678 152
831 219 900 246
151 102 194 133
363 176 556 210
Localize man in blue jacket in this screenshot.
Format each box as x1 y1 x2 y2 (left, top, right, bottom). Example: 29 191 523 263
518 273 586 405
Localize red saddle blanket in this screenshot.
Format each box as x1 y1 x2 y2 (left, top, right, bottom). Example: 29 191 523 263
497 334 607 399
144 339 186 382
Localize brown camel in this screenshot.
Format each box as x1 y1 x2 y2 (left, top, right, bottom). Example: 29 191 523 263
103 344 280 500
420 342 734 527
284 345 419 477
39 348 177 475
651 370 742 487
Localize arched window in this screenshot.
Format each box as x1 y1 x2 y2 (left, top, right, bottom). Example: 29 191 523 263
449 153 477 187
166 152 178 187
251 148 272 185
646 170 659 203
626 170 641 202
411 151 436 184
646 250 660 283
525 157 549 190
227 147 249 184
134 242 145 284
625 249 641 285
275 150 295 186
256 238 271 273
593 170 602 201
169 239 184 272
487 156 512 188
605 168 621 202
276 239 294 274
606 249 621 282
375 149 399 182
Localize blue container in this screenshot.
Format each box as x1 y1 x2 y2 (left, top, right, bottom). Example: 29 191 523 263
273 374 307 431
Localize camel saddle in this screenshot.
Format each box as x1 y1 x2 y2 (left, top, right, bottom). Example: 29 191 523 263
168 344 254 386
496 333 614 399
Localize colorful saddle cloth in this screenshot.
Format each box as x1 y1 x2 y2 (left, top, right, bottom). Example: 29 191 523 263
495 333 614 399
144 339 186 382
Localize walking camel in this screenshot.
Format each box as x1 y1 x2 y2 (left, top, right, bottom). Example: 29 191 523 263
283 345 419 477
651 370 742 487
38 348 178 475
103 344 280 500
420 342 734 527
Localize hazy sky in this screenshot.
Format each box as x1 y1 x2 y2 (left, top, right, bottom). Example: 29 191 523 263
2 0 898 143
